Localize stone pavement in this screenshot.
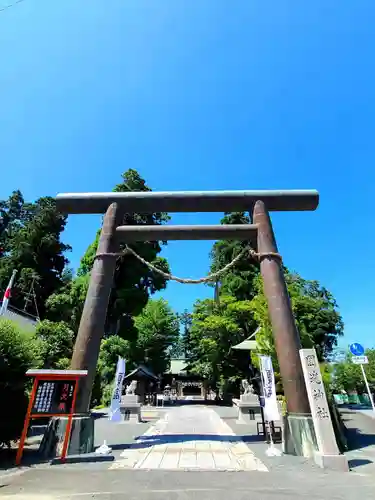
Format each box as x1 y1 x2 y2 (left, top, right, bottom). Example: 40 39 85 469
2 465 375 500
2 405 375 499
110 405 267 471
339 407 375 474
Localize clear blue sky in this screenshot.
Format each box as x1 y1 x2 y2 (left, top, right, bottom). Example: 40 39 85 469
1 1 374 349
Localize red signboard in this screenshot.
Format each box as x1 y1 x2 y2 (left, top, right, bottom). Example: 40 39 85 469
31 380 76 415
16 369 87 465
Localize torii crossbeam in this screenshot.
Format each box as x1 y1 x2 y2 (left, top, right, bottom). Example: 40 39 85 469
56 189 319 419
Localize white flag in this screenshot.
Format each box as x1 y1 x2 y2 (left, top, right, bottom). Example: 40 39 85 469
0 270 17 316
259 355 280 422
109 357 126 422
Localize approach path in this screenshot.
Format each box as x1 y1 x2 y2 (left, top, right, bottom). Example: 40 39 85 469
110 405 268 471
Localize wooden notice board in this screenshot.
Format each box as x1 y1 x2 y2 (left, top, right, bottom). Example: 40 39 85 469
16 369 87 465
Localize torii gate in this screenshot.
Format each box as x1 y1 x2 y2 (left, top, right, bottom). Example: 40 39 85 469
56 189 318 419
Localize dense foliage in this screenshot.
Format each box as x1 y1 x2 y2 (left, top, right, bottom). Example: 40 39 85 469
0 319 40 445
91 298 179 407
133 298 180 375
210 212 259 301
249 273 344 367
46 169 171 338
187 295 255 396
0 192 70 318
331 349 375 393
35 320 74 370
185 211 345 397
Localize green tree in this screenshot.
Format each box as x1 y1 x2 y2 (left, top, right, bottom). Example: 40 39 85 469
169 335 185 359
287 273 344 360
90 335 131 407
250 273 344 367
0 196 71 318
45 274 90 333
187 295 255 394
188 248 344 397
169 310 193 358
133 298 180 375
93 299 179 406
35 320 75 369
209 212 343 367
331 349 375 393
210 212 259 301
0 319 40 444
363 349 375 385
332 359 363 393
47 169 171 337
0 190 34 258
169 311 193 359
98 336 131 387
248 273 344 393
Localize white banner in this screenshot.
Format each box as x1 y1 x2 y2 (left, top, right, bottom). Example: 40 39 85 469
259 355 280 422
108 357 126 422
0 270 17 316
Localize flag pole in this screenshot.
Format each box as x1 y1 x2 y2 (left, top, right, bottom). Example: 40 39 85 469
0 269 17 316
360 364 375 415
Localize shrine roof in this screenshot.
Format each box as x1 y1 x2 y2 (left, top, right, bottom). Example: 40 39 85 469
168 359 188 375
232 339 258 351
124 364 159 381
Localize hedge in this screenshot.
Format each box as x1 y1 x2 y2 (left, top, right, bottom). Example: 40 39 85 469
0 319 40 445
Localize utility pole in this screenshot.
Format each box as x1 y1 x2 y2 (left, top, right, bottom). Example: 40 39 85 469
23 274 40 320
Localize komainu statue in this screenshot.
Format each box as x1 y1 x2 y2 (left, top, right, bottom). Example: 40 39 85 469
125 380 137 395
241 379 255 395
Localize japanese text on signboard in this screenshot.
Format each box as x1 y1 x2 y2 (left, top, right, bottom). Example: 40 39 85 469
32 380 76 415
304 353 329 421
263 369 273 398
112 371 125 402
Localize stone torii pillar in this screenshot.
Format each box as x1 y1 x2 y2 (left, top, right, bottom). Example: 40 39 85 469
56 189 319 454
253 201 310 415
70 202 121 413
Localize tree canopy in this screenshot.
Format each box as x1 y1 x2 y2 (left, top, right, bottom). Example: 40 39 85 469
185 211 345 397
46 169 171 338
35 320 75 370
0 170 179 409
187 295 255 395
331 349 375 393
133 298 180 375
250 273 344 365
0 318 41 444
210 212 259 301
0 193 70 318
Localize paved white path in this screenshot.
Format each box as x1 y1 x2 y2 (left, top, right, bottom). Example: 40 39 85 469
111 406 268 471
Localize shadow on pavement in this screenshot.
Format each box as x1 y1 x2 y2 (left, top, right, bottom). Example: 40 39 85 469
340 410 375 451
0 445 47 471
116 433 264 451
348 458 373 469
344 428 375 451
92 411 110 420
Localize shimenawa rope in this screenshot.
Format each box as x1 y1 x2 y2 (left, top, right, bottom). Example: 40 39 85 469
95 245 281 285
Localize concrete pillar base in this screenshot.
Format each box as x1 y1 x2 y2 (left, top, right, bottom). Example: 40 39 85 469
39 414 95 459
236 404 262 425
314 451 349 472
120 404 142 423
282 413 318 458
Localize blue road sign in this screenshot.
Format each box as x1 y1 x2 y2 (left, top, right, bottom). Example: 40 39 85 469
350 343 365 356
